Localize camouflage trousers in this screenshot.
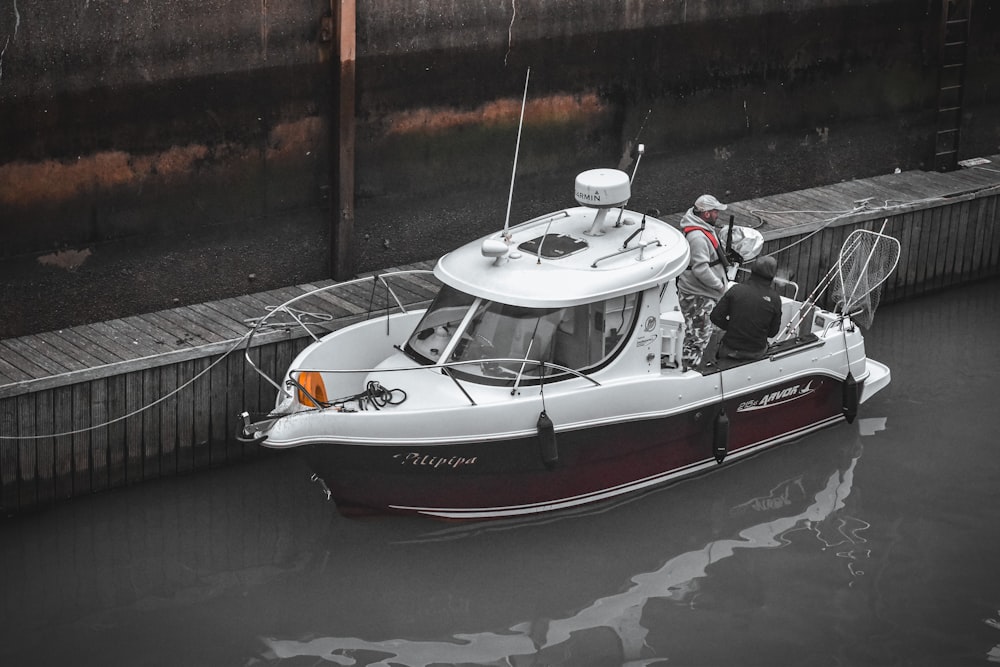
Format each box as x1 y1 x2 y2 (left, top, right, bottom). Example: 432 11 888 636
678 292 718 369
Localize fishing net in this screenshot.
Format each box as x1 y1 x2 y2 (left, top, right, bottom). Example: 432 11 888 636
831 228 901 328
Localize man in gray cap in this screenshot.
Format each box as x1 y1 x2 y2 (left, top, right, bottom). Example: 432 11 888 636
676 194 731 370
710 254 783 361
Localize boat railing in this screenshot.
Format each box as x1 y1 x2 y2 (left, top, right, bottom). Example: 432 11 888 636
590 239 662 268
244 269 439 393
288 357 602 408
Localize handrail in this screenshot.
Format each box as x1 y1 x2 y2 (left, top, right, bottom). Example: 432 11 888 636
244 269 437 393
590 239 661 268
289 357 602 407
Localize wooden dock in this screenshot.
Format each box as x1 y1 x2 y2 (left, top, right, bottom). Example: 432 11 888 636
2 157 999 515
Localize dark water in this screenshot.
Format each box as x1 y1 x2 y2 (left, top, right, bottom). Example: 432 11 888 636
2 278 999 667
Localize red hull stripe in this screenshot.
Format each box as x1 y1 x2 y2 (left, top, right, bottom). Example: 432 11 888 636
388 415 844 519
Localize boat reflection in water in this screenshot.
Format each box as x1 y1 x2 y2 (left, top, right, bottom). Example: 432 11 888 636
260 419 880 666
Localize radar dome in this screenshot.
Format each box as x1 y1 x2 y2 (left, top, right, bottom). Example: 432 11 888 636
574 169 630 208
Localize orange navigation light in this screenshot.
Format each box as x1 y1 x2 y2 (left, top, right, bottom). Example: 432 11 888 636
296 371 328 407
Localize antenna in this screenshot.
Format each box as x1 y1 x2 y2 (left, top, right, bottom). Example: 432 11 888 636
503 67 530 237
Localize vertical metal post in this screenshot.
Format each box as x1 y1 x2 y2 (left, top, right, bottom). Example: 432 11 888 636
331 0 356 280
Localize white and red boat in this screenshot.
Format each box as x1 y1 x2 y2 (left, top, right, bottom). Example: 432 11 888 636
239 157 896 520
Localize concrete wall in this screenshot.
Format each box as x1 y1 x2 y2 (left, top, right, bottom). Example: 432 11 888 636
0 0 997 321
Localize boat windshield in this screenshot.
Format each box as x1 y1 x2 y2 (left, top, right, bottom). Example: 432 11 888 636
405 284 639 381
404 285 475 364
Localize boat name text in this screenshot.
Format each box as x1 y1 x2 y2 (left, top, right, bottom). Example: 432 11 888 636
393 452 478 469
737 381 816 413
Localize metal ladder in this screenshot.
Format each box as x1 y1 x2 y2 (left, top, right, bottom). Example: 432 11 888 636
934 0 973 172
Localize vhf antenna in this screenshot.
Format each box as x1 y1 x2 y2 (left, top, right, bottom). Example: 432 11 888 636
503 67 531 239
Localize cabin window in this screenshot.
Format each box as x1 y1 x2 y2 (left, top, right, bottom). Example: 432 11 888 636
405 285 639 382
550 293 638 372
404 285 476 363
448 301 563 379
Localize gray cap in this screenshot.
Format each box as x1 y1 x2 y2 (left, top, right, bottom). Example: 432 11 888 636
694 194 728 212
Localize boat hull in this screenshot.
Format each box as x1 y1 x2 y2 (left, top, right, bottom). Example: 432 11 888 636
300 371 855 519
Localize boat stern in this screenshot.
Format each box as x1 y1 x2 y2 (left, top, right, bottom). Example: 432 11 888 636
860 358 891 403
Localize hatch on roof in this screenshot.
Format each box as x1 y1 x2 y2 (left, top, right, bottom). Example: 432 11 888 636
518 233 588 259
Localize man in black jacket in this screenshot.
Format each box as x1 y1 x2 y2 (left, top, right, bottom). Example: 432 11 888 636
710 254 783 361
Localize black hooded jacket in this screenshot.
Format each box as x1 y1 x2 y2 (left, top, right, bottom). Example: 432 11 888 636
710 255 783 358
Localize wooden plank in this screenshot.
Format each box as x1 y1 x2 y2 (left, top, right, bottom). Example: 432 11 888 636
53 385 74 500
919 203 942 292
191 356 212 471
100 317 171 356
983 195 1000 275
107 373 127 488
141 310 222 347
941 168 1000 192
868 214 897 302
110 314 172 349
202 296 261 325
209 352 229 465
142 367 161 480
90 377 109 492
182 303 249 339
295 283 361 318
132 310 204 350
72 382 92 496
246 342 272 458
236 291 278 314
968 196 989 277
334 278 386 312
886 211 910 299
34 389 55 505
0 396 18 513
898 210 921 301
957 199 978 279
16 393 36 508
125 370 144 484
984 195 1000 273
393 269 441 294
204 299 261 336
940 202 962 289
34 330 110 368
81 321 148 360
159 364 178 477
943 199 966 287
0 339 68 378
10 335 89 373
780 190 846 225
380 277 434 308
175 359 196 474
742 196 805 229
226 349 246 462
910 209 934 296
0 354 33 384
931 203 952 291
812 226 834 299
875 173 938 203
170 305 247 343
59 325 130 363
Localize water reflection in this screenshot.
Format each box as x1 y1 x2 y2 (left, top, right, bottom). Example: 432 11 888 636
260 426 875 666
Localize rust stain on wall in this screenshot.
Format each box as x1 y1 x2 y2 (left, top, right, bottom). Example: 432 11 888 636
265 116 324 159
0 118 324 208
384 92 608 135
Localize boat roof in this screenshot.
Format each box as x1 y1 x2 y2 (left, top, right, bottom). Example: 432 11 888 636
435 206 691 308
